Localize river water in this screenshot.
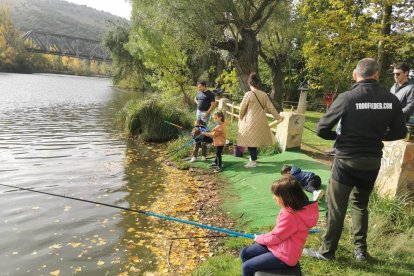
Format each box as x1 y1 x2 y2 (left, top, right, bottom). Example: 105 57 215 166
0 73 165 275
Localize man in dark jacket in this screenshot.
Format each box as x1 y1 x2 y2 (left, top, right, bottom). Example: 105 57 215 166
390 62 414 121
303 58 407 262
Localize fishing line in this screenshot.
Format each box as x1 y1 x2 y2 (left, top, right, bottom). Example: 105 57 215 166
303 125 317 134
0 183 320 235
0 183 256 239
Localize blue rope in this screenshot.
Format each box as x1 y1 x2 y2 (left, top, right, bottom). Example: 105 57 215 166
0 184 320 238
0 183 256 238
144 211 255 239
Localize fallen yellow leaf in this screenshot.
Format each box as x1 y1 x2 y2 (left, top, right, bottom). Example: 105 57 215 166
49 244 62 250
68 243 81 248
49 270 60 276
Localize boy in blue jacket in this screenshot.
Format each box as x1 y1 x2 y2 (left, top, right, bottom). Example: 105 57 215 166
281 164 324 201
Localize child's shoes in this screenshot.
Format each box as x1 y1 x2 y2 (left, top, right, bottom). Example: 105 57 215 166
214 167 222 173
313 190 324 201
201 156 206 161
208 163 217 168
190 157 197 163
244 161 257 168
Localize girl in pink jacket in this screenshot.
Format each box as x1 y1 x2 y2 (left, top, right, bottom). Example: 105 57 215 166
240 176 319 276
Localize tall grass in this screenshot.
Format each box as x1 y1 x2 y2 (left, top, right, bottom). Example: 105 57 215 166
369 189 414 233
118 96 193 142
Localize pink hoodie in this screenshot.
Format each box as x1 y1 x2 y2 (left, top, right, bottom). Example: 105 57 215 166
255 202 319 266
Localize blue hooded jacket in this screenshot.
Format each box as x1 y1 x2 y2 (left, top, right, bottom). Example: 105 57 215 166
290 167 315 187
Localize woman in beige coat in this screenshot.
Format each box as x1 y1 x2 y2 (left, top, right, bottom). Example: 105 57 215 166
237 72 283 168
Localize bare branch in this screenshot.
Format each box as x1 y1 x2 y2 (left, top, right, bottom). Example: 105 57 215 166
212 39 237 52
250 0 274 25
254 5 275 34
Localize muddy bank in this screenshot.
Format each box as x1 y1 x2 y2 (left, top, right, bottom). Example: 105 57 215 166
140 164 235 275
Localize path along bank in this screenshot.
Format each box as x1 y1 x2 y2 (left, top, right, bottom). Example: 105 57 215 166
148 150 331 274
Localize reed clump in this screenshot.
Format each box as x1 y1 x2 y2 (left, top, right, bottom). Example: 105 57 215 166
118 96 192 142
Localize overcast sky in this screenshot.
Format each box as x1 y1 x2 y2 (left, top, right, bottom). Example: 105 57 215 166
64 0 132 19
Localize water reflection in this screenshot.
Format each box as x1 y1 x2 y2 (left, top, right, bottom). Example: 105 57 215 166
0 74 166 275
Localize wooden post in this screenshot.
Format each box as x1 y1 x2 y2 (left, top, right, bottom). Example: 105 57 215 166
231 102 235 123
218 98 230 116
275 112 305 152
376 140 414 201
297 91 308 114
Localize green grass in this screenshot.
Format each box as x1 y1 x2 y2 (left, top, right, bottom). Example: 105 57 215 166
191 110 414 276
192 254 242 276
302 111 335 153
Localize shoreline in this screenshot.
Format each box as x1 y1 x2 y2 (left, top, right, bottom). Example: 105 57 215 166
145 163 235 274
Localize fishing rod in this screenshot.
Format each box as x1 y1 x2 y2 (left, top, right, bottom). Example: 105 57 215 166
164 120 183 129
0 183 320 235
140 121 207 164
157 132 205 163
0 183 255 239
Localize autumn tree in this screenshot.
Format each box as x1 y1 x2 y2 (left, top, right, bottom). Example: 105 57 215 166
300 0 414 95
369 0 414 81
0 3 31 72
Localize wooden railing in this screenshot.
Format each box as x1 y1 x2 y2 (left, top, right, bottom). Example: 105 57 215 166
216 99 282 134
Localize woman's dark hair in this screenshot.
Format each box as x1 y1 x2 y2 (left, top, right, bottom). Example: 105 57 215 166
271 176 309 210
247 72 260 89
214 110 225 122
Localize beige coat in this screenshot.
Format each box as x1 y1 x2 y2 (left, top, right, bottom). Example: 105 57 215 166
237 88 281 147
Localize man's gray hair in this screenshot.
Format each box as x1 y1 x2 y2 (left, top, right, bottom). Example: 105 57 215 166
355 58 378 79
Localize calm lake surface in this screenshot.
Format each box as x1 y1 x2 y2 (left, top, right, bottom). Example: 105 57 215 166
0 73 165 275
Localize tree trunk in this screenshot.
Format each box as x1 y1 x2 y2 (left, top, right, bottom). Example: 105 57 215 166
178 83 191 106
233 30 259 92
377 4 392 78
270 62 283 111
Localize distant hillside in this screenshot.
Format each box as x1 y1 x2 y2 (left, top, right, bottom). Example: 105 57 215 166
0 0 128 41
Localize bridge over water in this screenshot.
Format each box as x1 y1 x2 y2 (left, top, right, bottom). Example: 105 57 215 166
22 30 112 61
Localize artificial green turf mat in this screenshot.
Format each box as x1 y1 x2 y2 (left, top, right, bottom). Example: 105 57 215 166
190 151 331 229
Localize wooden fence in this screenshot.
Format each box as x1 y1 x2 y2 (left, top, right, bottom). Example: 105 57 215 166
216 99 281 134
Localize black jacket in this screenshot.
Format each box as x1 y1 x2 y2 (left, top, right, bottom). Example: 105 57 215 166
317 80 407 158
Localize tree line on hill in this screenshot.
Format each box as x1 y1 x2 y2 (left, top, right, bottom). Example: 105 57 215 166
0 0 128 76
105 0 414 108
0 0 127 41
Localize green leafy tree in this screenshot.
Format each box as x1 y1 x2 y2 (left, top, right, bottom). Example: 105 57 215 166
104 22 146 89
131 0 281 92
126 15 193 104
258 0 305 108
